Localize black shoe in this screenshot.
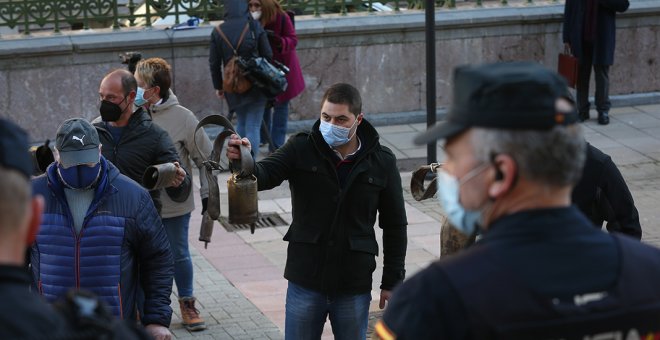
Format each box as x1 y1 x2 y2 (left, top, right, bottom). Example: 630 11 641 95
579 112 589 122
598 112 609 125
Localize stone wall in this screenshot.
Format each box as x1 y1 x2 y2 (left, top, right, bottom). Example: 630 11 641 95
1 0 659 141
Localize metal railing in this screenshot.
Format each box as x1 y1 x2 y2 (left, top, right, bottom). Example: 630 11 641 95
0 0 552 35
0 0 386 34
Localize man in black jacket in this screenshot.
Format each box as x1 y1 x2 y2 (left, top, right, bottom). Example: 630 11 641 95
227 83 408 339
572 142 642 239
93 69 191 214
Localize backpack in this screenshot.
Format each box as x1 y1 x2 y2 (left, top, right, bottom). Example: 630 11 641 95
215 23 252 94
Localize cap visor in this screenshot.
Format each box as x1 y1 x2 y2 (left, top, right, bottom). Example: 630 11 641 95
413 122 467 145
58 148 100 168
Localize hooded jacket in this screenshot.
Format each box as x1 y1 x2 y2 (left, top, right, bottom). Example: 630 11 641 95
30 157 174 327
209 0 273 111
254 119 408 294
149 91 214 218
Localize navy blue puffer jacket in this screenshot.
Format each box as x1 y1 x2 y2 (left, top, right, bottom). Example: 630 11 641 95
30 157 174 327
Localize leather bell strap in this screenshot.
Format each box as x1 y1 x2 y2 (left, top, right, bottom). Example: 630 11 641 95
194 114 255 221
410 163 441 202
194 114 255 177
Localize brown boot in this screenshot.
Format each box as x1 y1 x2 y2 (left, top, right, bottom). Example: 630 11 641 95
179 297 206 331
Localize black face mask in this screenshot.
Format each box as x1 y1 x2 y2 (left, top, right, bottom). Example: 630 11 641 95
99 97 128 122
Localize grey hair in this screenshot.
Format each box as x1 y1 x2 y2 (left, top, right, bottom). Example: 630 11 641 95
471 125 586 187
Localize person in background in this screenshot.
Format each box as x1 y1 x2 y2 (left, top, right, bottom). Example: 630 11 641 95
30 118 174 340
210 0 273 155
93 69 191 214
563 0 629 124
227 83 407 339
134 57 214 332
249 0 305 151
572 142 642 239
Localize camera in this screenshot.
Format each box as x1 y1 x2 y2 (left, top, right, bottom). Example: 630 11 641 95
118 51 143 74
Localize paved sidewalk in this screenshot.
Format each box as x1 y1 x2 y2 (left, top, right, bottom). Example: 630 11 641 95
172 104 660 339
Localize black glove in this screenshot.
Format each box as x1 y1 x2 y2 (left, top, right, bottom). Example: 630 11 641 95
201 197 208 215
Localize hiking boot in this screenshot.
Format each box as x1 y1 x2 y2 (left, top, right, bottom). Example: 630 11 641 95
179 297 206 331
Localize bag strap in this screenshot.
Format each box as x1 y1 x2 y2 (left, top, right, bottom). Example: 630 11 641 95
215 23 250 55
410 163 440 201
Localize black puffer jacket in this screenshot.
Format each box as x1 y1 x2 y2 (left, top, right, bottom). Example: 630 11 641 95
255 119 408 294
94 108 191 213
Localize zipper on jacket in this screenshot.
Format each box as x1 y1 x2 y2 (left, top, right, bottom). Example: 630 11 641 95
38 279 43 295
118 283 123 319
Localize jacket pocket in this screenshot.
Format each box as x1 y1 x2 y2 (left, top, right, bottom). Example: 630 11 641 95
283 227 322 279
283 225 321 244
343 236 379 290
349 236 379 255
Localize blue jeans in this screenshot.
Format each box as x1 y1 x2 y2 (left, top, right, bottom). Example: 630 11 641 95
236 100 265 156
285 282 371 340
263 100 290 150
162 213 194 297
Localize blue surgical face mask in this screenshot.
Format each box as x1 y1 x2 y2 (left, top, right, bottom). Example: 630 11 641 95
436 164 489 236
57 162 101 190
319 118 358 147
134 87 149 107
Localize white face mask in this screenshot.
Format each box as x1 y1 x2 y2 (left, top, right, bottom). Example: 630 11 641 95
436 164 489 236
319 118 358 147
251 11 262 20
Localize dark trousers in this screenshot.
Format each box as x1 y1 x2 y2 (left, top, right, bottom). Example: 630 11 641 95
577 41 611 115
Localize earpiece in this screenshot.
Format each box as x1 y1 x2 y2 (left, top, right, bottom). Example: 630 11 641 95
490 152 504 181
495 168 504 181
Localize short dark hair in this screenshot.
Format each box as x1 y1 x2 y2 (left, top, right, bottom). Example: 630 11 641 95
321 83 362 117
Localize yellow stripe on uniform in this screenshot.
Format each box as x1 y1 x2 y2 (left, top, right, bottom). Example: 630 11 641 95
373 320 396 340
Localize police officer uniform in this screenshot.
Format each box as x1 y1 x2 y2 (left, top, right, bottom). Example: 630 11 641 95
375 62 660 339
378 207 660 339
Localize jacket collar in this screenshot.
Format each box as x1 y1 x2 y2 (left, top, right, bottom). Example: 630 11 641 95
481 206 594 243
0 265 31 285
46 156 117 204
149 90 178 115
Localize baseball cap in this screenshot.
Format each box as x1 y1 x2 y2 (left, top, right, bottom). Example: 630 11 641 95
414 62 579 145
0 118 33 178
55 118 101 168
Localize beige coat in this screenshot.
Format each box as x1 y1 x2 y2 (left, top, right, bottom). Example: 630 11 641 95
150 91 214 218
